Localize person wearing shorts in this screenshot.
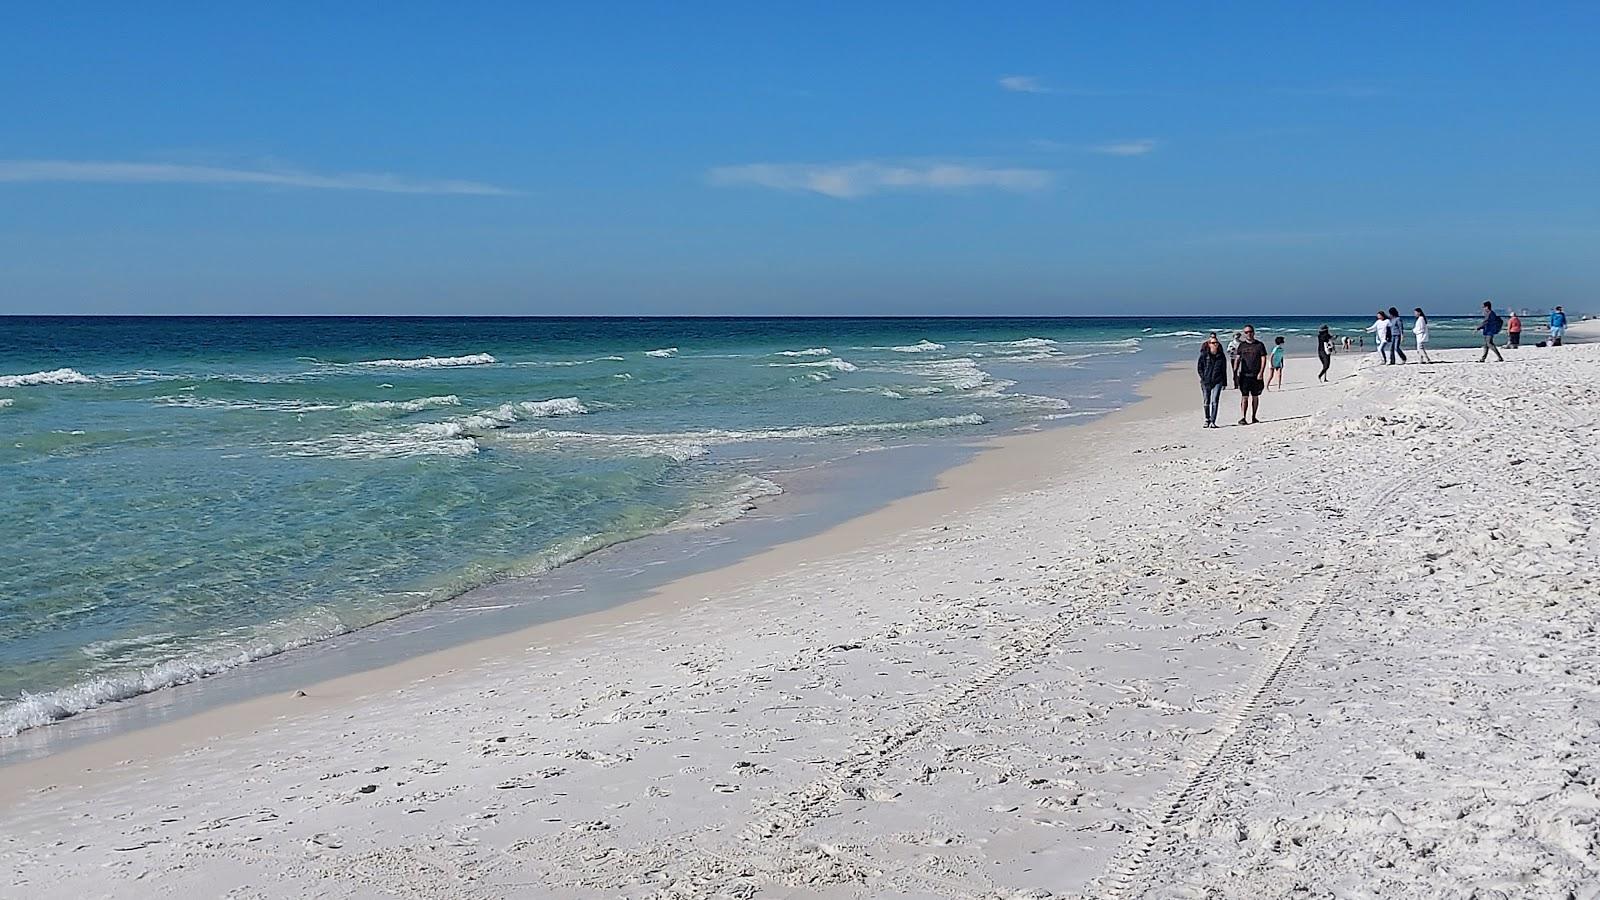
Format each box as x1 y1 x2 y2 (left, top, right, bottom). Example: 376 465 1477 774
1233 325 1267 425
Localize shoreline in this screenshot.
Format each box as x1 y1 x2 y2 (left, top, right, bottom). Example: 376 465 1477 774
5 340 1595 898
0 359 1194 802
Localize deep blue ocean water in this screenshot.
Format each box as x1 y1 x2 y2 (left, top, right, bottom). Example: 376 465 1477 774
0 315 1483 735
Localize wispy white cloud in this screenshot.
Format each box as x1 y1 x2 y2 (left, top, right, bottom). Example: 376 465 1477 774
998 75 1050 94
0 160 516 195
706 161 1053 199
1089 139 1158 157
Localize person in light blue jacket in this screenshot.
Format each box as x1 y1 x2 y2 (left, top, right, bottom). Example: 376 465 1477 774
1550 306 1568 345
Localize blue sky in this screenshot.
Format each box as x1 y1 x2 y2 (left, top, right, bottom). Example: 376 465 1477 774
2 2 1596 315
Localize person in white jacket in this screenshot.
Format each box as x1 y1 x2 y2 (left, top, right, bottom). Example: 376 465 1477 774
1367 311 1392 364
1412 307 1433 364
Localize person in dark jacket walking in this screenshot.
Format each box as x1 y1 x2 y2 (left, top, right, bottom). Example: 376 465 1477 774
1478 300 1505 362
1197 332 1229 427
1316 324 1334 382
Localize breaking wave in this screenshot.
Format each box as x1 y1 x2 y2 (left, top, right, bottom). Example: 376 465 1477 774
355 353 497 368
888 340 946 353
348 395 463 413
0 368 94 388
769 357 859 373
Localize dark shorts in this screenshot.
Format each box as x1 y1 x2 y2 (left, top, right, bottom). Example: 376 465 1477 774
1237 375 1263 396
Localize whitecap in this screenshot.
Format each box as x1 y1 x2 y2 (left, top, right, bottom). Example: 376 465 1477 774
355 353 496 368
644 347 679 358
0 398 13 409
775 347 832 357
0 368 94 388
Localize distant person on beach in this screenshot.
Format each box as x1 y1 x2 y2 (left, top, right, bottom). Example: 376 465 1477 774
1477 301 1505 362
1550 306 1567 345
1387 307 1408 363
1197 332 1229 428
1507 311 1523 348
1265 335 1286 389
1413 307 1433 364
1233 325 1267 425
1317 325 1334 381
1367 311 1392 364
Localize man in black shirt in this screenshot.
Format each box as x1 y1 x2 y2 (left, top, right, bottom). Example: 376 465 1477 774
1233 324 1267 425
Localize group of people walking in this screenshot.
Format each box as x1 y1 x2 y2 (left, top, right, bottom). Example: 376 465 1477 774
1365 306 1434 365
1194 303 1576 428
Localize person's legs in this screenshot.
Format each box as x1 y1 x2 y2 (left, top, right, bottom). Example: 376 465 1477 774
1249 391 1261 423
1318 355 1330 381
1393 333 1408 362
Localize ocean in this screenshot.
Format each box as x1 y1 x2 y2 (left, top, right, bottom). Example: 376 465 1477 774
0 315 1484 737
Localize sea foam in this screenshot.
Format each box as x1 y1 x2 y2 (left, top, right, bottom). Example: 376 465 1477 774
0 368 94 388
0 614 348 738
508 414 985 461
888 340 946 353
645 347 679 358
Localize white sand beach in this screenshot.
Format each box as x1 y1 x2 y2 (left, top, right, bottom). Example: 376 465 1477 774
3 337 1597 899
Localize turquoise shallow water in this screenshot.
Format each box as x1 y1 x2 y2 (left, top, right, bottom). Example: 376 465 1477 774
0 315 1483 735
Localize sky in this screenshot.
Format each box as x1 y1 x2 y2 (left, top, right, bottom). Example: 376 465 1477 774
2 2 1597 316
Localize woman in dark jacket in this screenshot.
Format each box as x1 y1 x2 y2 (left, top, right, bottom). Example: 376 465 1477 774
1197 332 1229 428
1316 324 1334 382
